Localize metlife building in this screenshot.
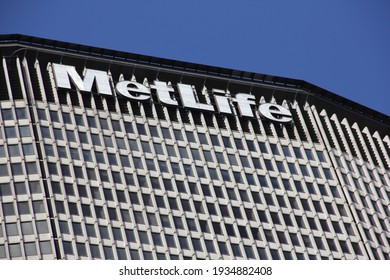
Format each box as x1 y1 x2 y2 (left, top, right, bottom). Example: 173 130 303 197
0 34 389 260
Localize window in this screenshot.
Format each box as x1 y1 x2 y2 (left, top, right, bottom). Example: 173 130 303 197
165 234 176 248
40 241 53 255
9 244 22 258
18 202 30 215
179 236 189 250
6 223 19 236
103 246 114 260
76 243 87 257
0 183 12 196
21 222 34 235
22 143 34 156
24 242 37 256
3 203 15 216
12 163 24 176
112 227 123 241
205 240 216 254
2 108 13 120
33 200 45 214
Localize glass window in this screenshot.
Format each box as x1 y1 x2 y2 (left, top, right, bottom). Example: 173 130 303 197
149 126 159 137
16 108 28 119
204 240 215 254
86 116 96 128
117 248 127 260
218 241 228 255
33 200 45 213
174 130 183 141
305 149 314 160
179 236 189 250
12 163 24 176
108 207 118 220
78 132 89 144
24 242 37 256
165 234 176 248
66 130 76 142
86 224 96 237
8 145 20 157
62 112 72 124
6 223 19 236
69 148 80 160
41 126 51 139
3 202 15 216
99 226 110 240
0 183 12 196
146 213 157 226
116 138 126 150
225 224 236 236
9 244 22 258
282 146 291 157
53 128 63 140
317 150 326 162
63 241 74 255
40 241 53 255
2 108 13 120
302 235 313 248
95 206 105 219
288 163 298 175
91 134 101 146
48 163 58 175
111 120 121 131
49 111 59 122
264 159 274 171
134 211 145 224
73 115 84 126
36 220 49 234
76 243 87 257
112 227 123 241
222 136 232 148
0 146 5 157
136 123 146 135
21 221 34 235
327 238 338 252
72 222 83 236
0 164 9 177
37 108 47 120
293 147 303 159
270 143 280 155
21 143 34 156
18 202 30 215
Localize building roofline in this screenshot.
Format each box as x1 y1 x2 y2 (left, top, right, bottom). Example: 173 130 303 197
0 33 388 124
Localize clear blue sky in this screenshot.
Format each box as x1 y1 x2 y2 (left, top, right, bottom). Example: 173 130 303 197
1 0 389 116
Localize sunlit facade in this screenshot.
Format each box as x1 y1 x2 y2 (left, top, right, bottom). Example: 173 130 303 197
0 34 389 260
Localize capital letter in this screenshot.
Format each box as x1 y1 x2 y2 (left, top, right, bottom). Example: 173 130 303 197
52 63 112 95
213 89 232 114
177 83 214 111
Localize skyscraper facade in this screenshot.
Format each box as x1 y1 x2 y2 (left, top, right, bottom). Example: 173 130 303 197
0 34 388 260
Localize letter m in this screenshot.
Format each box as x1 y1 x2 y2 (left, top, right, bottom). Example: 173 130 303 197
52 63 112 95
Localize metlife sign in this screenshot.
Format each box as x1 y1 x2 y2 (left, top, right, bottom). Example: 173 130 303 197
51 63 293 123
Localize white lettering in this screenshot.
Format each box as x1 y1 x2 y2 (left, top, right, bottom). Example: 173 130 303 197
50 63 293 124
115 81 150 100
259 103 292 123
151 81 177 106
177 83 214 111
213 89 232 114
52 63 112 95
235 93 256 117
